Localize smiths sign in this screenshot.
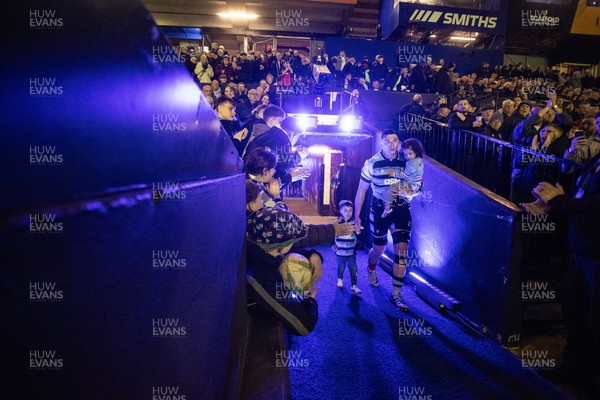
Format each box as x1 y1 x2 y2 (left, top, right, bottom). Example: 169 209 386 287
399 3 506 34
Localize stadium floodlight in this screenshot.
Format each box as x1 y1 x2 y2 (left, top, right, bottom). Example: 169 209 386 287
338 115 362 132
295 115 318 131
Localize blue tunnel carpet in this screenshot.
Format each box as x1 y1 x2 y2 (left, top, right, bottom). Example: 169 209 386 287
288 244 575 400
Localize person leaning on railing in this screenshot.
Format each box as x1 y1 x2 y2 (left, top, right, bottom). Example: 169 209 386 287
563 113 600 173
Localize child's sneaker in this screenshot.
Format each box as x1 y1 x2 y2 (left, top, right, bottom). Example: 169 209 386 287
337 278 343 288
368 270 379 287
351 285 362 294
390 293 408 311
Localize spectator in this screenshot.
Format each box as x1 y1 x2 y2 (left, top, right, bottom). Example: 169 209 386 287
342 55 359 78
216 96 248 156
270 52 285 82
215 56 235 83
245 207 321 336
432 104 452 124
563 113 600 169
448 98 482 131
341 73 354 91
211 79 222 98
195 54 214 84
244 105 309 189
237 88 260 122
478 104 496 131
201 84 216 106
370 55 388 82
482 112 504 139
224 85 238 101
281 61 293 88
510 98 555 203
241 105 270 158
400 94 431 117
434 62 454 96
501 99 515 119
236 82 247 102
237 52 253 82
260 93 271 106
501 100 531 143
409 63 428 93
524 159 600 399
391 66 408 91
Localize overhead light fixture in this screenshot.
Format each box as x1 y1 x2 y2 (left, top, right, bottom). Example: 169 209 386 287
339 115 363 132
295 115 318 131
217 12 258 19
430 34 437 38
450 36 476 41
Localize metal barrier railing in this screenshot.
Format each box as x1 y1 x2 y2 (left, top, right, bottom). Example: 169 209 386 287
398 113 584 204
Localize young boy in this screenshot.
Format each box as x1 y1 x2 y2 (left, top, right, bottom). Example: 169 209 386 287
246 207 322 335
332 200 361 294
381 138 424 218
246 179 286 214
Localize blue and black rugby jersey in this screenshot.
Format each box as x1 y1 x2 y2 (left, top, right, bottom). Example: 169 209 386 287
360 151 407 201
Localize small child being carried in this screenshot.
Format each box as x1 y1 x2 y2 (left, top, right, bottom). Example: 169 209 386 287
381 138 425 218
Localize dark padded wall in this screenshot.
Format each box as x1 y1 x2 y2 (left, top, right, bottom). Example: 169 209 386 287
392 157 524 347
2 1 247 399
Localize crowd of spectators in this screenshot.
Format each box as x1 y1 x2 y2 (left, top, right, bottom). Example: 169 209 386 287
182 42 598 121
183 42 599 205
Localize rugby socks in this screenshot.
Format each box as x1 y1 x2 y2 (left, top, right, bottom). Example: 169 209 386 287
392 276 404 296
393 255 407 295
368 262 377 272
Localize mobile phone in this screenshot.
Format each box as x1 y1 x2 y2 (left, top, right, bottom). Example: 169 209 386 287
574 130 584 138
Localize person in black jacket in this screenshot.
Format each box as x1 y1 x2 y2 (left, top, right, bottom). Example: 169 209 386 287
523 154 600 399
243 106 309 190
216 96 248 156
246 207 321 336
448 98 482 132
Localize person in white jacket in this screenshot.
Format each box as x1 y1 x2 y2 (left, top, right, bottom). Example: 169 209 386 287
195 54 214 84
